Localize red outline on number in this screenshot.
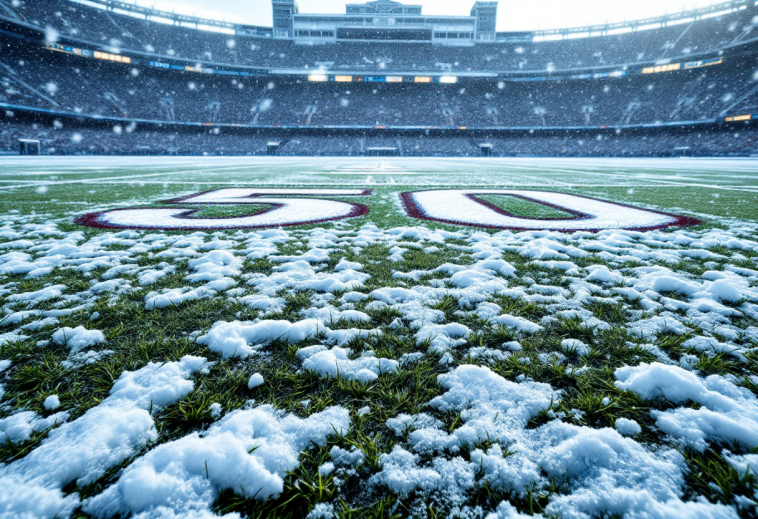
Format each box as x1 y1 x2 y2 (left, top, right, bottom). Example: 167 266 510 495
76 189 373 231
399 190 702 232
162 189 374 205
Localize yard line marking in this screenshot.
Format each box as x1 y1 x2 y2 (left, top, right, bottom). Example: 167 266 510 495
0 171 190 190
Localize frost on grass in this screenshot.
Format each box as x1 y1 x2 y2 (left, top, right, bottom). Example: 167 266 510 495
1 215 758 517
145 286 218 310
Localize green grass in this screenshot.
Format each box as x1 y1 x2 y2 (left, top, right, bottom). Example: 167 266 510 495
1 157 757 517
2 156 758 224
476 194 575 219
187 204 273 218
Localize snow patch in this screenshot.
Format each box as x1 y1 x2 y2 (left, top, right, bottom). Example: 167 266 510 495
0 356 207 517
198 320 321 359
52 326 106 354
298 346 399 383
84 405 350 518
616 363 758 451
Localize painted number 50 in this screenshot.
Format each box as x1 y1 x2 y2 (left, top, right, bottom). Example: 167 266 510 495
78 188 697 231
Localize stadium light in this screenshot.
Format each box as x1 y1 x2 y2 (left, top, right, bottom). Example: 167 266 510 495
386 76 403 83
335 75 353 82
642 63 681 74
414 77 433 83
439 76 458 84
93 51 131 64
308 74 329 82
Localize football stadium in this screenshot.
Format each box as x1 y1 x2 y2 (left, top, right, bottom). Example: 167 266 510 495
1 0 758 518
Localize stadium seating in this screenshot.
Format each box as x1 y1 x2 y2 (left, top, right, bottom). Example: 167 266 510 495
1 0 757 73
1 0 757 156
1 40 755 127
3 114 757 157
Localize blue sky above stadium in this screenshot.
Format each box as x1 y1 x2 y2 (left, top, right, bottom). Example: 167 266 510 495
125 0 733 31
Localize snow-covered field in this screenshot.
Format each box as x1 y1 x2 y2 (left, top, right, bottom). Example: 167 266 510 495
0 157 757 518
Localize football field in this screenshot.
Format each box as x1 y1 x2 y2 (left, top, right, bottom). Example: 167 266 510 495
0 156 757 518
1 156 758 223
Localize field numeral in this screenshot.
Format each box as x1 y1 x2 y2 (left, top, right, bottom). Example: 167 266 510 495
77 188 699 231
77 189 371 230
400 189 699 231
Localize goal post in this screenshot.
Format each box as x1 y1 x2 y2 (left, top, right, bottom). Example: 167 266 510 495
19 139 41 155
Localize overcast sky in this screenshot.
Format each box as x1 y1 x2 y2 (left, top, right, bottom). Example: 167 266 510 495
123 0 734 31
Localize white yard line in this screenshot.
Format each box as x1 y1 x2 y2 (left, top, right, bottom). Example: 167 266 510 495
0 171 189 190
3 180 756 194
1 157 757 194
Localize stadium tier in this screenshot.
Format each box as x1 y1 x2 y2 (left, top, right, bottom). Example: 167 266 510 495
1 0 758 155
3 115 757 157
2 0 757 73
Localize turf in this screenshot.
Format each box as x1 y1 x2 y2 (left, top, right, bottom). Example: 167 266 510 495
2 156 758 223
0 156 757 518
475 195 576 220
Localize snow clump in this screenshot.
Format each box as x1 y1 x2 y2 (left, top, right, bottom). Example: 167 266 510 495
298 346 399 383
0 356 208 518
614 418 642 436
51 326 106 353
248 373 264 389
84 405 350 518
44 395 60 411
615 363 758 451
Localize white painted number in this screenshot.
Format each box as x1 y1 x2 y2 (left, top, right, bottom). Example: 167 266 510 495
78 189 371 230
401 190 698 231
78 188 698 231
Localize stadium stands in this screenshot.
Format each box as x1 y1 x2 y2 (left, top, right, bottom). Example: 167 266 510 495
1 0 757 156
2 0 757 73
1 40 755 127
3 113 756 157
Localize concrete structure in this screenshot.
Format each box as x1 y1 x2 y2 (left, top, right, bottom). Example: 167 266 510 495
272 0 299 38
280 0 499 45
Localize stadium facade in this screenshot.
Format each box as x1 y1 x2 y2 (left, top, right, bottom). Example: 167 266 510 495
0 0 757 156
277 0 498 44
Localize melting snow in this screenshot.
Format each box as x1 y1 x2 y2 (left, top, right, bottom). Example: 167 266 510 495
298 346 399 382
51 326 106 353
615 363 758 452
2 212 758 517
0 356 208 517
84 406 349 518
